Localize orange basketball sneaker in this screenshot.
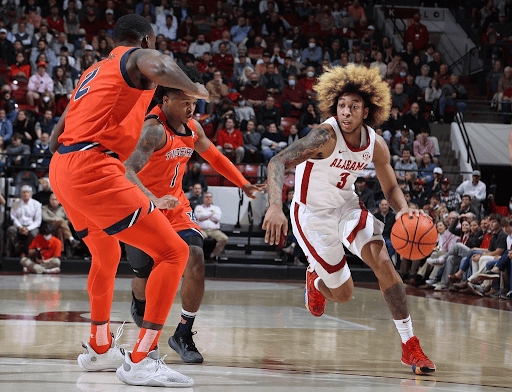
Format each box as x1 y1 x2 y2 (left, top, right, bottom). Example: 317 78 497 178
305 266 326 317
401 336 436 375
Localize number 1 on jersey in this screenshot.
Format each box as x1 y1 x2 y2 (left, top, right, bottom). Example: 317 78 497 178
336 172 350 189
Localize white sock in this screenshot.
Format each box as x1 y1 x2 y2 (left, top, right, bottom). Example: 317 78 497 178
181 308 197 317
314 277 321 291
394 315 414 344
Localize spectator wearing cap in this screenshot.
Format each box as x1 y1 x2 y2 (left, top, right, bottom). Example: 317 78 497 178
259 63 284 96
439 176 461 212
174 41 195 65
212 42 235 79
103 9 117 37
26 61 54 107
78 44 98 74
0 28 15 65
189 34 211 59
405 13 430 52
80 9 103 43
413 128 435 166
281 75 309 117
411 178 429 208
279 55 298 81
301 37 323 68
429 166 443 195
456 170 487 211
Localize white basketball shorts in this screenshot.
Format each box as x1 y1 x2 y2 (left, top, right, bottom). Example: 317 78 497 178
291 195 384 289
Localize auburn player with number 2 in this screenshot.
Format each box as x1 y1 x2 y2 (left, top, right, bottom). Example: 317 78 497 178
262 65 436 375
123 68 264 364
49 14 209 387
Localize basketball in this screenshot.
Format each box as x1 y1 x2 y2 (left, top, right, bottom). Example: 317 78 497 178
391 214 438 260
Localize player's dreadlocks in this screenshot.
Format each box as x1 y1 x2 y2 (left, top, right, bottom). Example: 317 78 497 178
314 64 391 128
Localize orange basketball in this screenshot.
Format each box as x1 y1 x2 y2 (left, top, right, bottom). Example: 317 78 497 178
391 214 438 260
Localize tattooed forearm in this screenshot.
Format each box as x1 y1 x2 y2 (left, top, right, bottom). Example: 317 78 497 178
382 282 409 320
124 122 165 200
267 127 333 207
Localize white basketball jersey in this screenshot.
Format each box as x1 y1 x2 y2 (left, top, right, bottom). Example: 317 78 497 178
293 116 376 210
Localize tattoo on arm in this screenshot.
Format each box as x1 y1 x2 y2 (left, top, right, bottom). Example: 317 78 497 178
124 123 165 199
267 127 332 206
382 282 409 320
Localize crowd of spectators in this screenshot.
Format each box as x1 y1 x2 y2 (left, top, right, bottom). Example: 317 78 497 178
0 0 510 285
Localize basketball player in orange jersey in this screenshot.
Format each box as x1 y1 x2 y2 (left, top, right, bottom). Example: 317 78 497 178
123 70 264 364
49 14 209 387
262 65 436 375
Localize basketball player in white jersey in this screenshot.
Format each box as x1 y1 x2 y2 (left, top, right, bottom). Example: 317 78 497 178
262 65 436 375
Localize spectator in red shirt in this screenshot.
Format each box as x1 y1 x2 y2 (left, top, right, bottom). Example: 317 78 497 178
46 5 65 35
302 14 322 37
242 72 268 107
20 222 61 274
437 64 451 87
405 13 430 52
212 42 234 79
80 10 103 44
299 66 317 98
281 74 308 117
247 36 265 62
210 17 229 43
216 117 245 163
348 0 366 25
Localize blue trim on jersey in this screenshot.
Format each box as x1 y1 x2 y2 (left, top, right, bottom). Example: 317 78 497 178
178 228 202 239
104 207 142 235
120 47 139 88
76 228 88 239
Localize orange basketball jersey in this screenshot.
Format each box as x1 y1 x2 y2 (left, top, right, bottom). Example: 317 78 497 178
137 105 198 206
59 46 156 162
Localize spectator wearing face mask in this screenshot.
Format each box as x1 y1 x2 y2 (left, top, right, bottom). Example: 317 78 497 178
301 37 323 68
281 75 309 117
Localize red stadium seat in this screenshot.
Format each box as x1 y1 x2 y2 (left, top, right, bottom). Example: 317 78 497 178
201 163 221 186
243 164 259 184
281 117 298 136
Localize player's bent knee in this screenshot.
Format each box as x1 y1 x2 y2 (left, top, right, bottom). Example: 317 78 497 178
331 280 354 303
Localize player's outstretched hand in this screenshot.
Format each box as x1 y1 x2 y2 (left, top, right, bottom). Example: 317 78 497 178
396 207 429 221
242 183 266 199
262 205 288 245
154 195 180 210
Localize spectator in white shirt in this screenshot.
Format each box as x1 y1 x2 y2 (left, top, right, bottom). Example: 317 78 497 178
157 14 178 41
194 192 228 263
188 34 211 59
26 61 54 106
456 170 487 211
6 185 42 254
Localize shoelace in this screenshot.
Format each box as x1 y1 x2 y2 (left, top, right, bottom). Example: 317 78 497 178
113 322 128 354
180 331 199 352
154 354 168 371
410 342 429 363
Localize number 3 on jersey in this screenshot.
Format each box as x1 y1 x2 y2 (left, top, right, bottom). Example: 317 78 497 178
74 66 101 101
336 172 350 189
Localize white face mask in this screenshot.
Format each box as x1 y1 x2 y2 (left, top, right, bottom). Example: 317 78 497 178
309 42 316 49
307 71 314 77
42 96 50 103
43 234 52 240
289 79 296 86
509 203 512 210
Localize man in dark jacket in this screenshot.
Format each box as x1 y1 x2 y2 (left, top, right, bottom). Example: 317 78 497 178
375 198 396 258
256 96 281 132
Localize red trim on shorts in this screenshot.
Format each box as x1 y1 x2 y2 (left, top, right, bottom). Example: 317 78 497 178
347 198 368 244
300 161 314 204
294 203 346 274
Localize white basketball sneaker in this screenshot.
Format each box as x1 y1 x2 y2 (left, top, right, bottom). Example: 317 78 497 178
116 346 194 387
77 323 126 371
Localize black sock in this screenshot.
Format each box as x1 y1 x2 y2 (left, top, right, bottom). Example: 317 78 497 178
176 311 196 333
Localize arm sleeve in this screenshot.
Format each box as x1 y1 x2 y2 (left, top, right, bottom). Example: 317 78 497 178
199 142 249 188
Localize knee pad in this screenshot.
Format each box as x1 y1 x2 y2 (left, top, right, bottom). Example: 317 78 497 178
125 244 154 278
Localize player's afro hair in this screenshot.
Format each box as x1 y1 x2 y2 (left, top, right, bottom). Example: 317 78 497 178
314 65 391 128
114 14 153 43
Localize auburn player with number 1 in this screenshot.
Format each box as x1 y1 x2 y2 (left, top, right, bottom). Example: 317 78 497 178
123 66 264 364
49 14 209 387
262 65 436 375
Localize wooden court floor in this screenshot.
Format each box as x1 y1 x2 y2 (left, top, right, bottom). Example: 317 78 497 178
0 273 511 391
